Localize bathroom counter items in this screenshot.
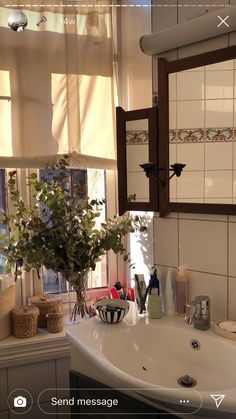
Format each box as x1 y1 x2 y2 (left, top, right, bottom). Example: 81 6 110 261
214 321 236 341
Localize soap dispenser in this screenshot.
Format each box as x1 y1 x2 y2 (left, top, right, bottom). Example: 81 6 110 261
175 265 188 316
147 268 161 319
165 270 175 316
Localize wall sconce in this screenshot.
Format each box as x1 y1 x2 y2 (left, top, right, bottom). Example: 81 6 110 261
140 162 186 187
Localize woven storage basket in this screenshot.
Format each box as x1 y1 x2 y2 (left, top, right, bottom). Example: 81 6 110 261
12 305 39 339
46 312 64 333
28 295 62 328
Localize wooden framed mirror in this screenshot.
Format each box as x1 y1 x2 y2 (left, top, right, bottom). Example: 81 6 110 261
116 106 158 215
158 44 236 217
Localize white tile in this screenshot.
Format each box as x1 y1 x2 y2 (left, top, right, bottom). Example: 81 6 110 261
127 172 149 201
206 59 234 71
187 271 227 322
205 198 233 204
0 368 8 411
170 177 177 200
177 100 204 129
205 142 233 170
176 143 204 171
233 171 236 197
168 73 176 101
8 360 56 404
229 222 236 277
233 143 236 170
176 198 204 203
179 219 227 275
176 171 204 199
205 171 232 199
234 99 236 128
206 70 234 99
126 144 149 172
185 66 205 72
205 99 233 128
126 119 148 131
169 143 177 165
177 71 204 100
179 213 227 222
229 277 236 320
154 218 178 267
177 4 210 24
169 101 176 129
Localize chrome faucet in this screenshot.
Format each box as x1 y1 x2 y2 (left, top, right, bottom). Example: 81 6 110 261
185 295 211 330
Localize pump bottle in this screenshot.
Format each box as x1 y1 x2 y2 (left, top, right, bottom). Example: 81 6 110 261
175 265 188 316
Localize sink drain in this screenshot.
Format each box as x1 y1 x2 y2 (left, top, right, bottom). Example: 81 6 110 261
178 375 197 387
191 339 201 350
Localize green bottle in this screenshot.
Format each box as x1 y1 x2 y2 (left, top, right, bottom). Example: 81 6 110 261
147 269 161 319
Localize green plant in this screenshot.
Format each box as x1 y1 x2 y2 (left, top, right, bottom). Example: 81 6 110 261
0 157 147 317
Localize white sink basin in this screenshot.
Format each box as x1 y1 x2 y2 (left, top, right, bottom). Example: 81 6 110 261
66 302 236 417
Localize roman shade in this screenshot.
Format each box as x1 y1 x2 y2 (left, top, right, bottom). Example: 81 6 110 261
0 1 117 168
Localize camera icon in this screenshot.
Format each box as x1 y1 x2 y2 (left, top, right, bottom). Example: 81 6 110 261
13 396 27 408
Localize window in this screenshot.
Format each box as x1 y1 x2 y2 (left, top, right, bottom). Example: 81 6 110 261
39 167 108 294
0 167 116 307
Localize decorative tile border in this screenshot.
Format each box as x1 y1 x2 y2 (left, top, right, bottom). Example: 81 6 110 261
205 128 234 142
169 128 234 143
126 130 149 145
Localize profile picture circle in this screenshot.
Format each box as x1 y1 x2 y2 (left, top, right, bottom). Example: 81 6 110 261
8 11 28 32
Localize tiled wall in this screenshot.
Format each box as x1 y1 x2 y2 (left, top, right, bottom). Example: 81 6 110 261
169 59 236 203
152 0 236 321
154 212 236 321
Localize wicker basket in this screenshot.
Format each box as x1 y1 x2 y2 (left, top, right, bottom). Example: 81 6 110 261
46 312 64 333
28 294 62 328
12 305 39 339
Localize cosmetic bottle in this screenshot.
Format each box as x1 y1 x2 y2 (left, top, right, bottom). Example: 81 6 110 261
165 271 175 316
147 269 161 319
175 265 188 316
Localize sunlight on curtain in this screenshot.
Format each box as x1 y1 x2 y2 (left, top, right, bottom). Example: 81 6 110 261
0 3 117 168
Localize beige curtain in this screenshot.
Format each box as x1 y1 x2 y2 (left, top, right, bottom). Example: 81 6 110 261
0 2 117 168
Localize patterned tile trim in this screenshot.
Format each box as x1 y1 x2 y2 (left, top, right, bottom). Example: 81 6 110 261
126 130 149 145
169 128 234 143
205 128 234 142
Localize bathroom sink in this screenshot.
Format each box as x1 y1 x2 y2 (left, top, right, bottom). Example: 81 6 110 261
66 302 236 417
102 321 235 391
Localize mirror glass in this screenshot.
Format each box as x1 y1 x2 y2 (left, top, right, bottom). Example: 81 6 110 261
126 118 149 202
168 59 236 204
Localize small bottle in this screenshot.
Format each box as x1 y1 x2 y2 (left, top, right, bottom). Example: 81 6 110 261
175 265 188 316
165 271 175 316
147 269 161 319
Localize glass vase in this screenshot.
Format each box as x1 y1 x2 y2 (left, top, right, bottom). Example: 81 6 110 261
67 270 90 323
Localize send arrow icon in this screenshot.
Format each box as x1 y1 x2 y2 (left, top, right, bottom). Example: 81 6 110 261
210 394 225 408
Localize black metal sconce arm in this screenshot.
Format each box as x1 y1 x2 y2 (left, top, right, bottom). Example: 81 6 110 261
140 162 186 186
